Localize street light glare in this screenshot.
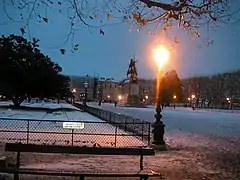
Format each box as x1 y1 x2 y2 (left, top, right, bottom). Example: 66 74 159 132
153 44 170 69
118 95 122 100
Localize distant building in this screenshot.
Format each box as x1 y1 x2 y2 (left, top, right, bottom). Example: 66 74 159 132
117 78 155 104
98 78 120 102
138 78 155 103
69 75 97 101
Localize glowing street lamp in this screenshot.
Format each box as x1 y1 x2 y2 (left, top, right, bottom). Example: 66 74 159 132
151 44 170 149
191 94 196 99
226 97 231 109
173 95 176 109
71 88 76 104
153 45 170 70
145 95 149 100
226 97 231 105
72 88 76 93
118 95 122 101
191 94 196 110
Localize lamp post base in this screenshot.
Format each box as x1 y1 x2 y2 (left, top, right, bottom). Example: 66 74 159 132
150 144 167 151
151 113 166 149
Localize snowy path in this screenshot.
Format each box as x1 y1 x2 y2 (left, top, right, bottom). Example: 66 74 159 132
85 102 240 138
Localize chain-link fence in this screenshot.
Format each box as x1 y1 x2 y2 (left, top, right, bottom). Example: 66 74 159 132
0 117 150 147
73 102 151 144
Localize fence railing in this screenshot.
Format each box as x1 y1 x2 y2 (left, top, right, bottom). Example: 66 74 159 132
0 117 150 147
73 102 151 145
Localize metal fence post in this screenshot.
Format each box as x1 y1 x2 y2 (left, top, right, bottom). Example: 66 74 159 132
148 123 151 146
124 116 127 131
71 129 74 146
95 108 97 116
26 120 30 144
106 111 108 120
141 121 144 141
116 114 118 123
132 118 135 135
109 112 112 123
114 126 117 147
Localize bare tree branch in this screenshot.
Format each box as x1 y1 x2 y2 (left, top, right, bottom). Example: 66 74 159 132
72 0 89 26
1 0 239 53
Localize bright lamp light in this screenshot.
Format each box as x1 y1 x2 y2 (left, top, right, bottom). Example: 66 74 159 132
153 44 170 69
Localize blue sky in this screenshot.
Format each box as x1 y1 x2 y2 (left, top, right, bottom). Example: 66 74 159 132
1 1 240 80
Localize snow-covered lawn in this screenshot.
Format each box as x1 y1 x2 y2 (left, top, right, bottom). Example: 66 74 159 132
0 100 79 110
0 102 239 180
88 102 240 114
147 104 240 114
85 102 240 138
0 102 146 147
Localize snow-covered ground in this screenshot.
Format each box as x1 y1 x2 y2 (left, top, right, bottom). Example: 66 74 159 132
0 102 239 179
53 102 239 180
147 105 240 114
0 102 146 147
86 102 240 138
0 100 79 110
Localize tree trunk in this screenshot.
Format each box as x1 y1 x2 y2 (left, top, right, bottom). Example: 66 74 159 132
27 96 31 103
12 96 25 107
57 94 60 104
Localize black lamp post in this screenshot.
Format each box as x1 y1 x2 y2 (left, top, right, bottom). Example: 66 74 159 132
191 94 196 110
173 95 176 109
152 70 166 148
84 81 88 109
72 88 76 104
151 44 169 150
